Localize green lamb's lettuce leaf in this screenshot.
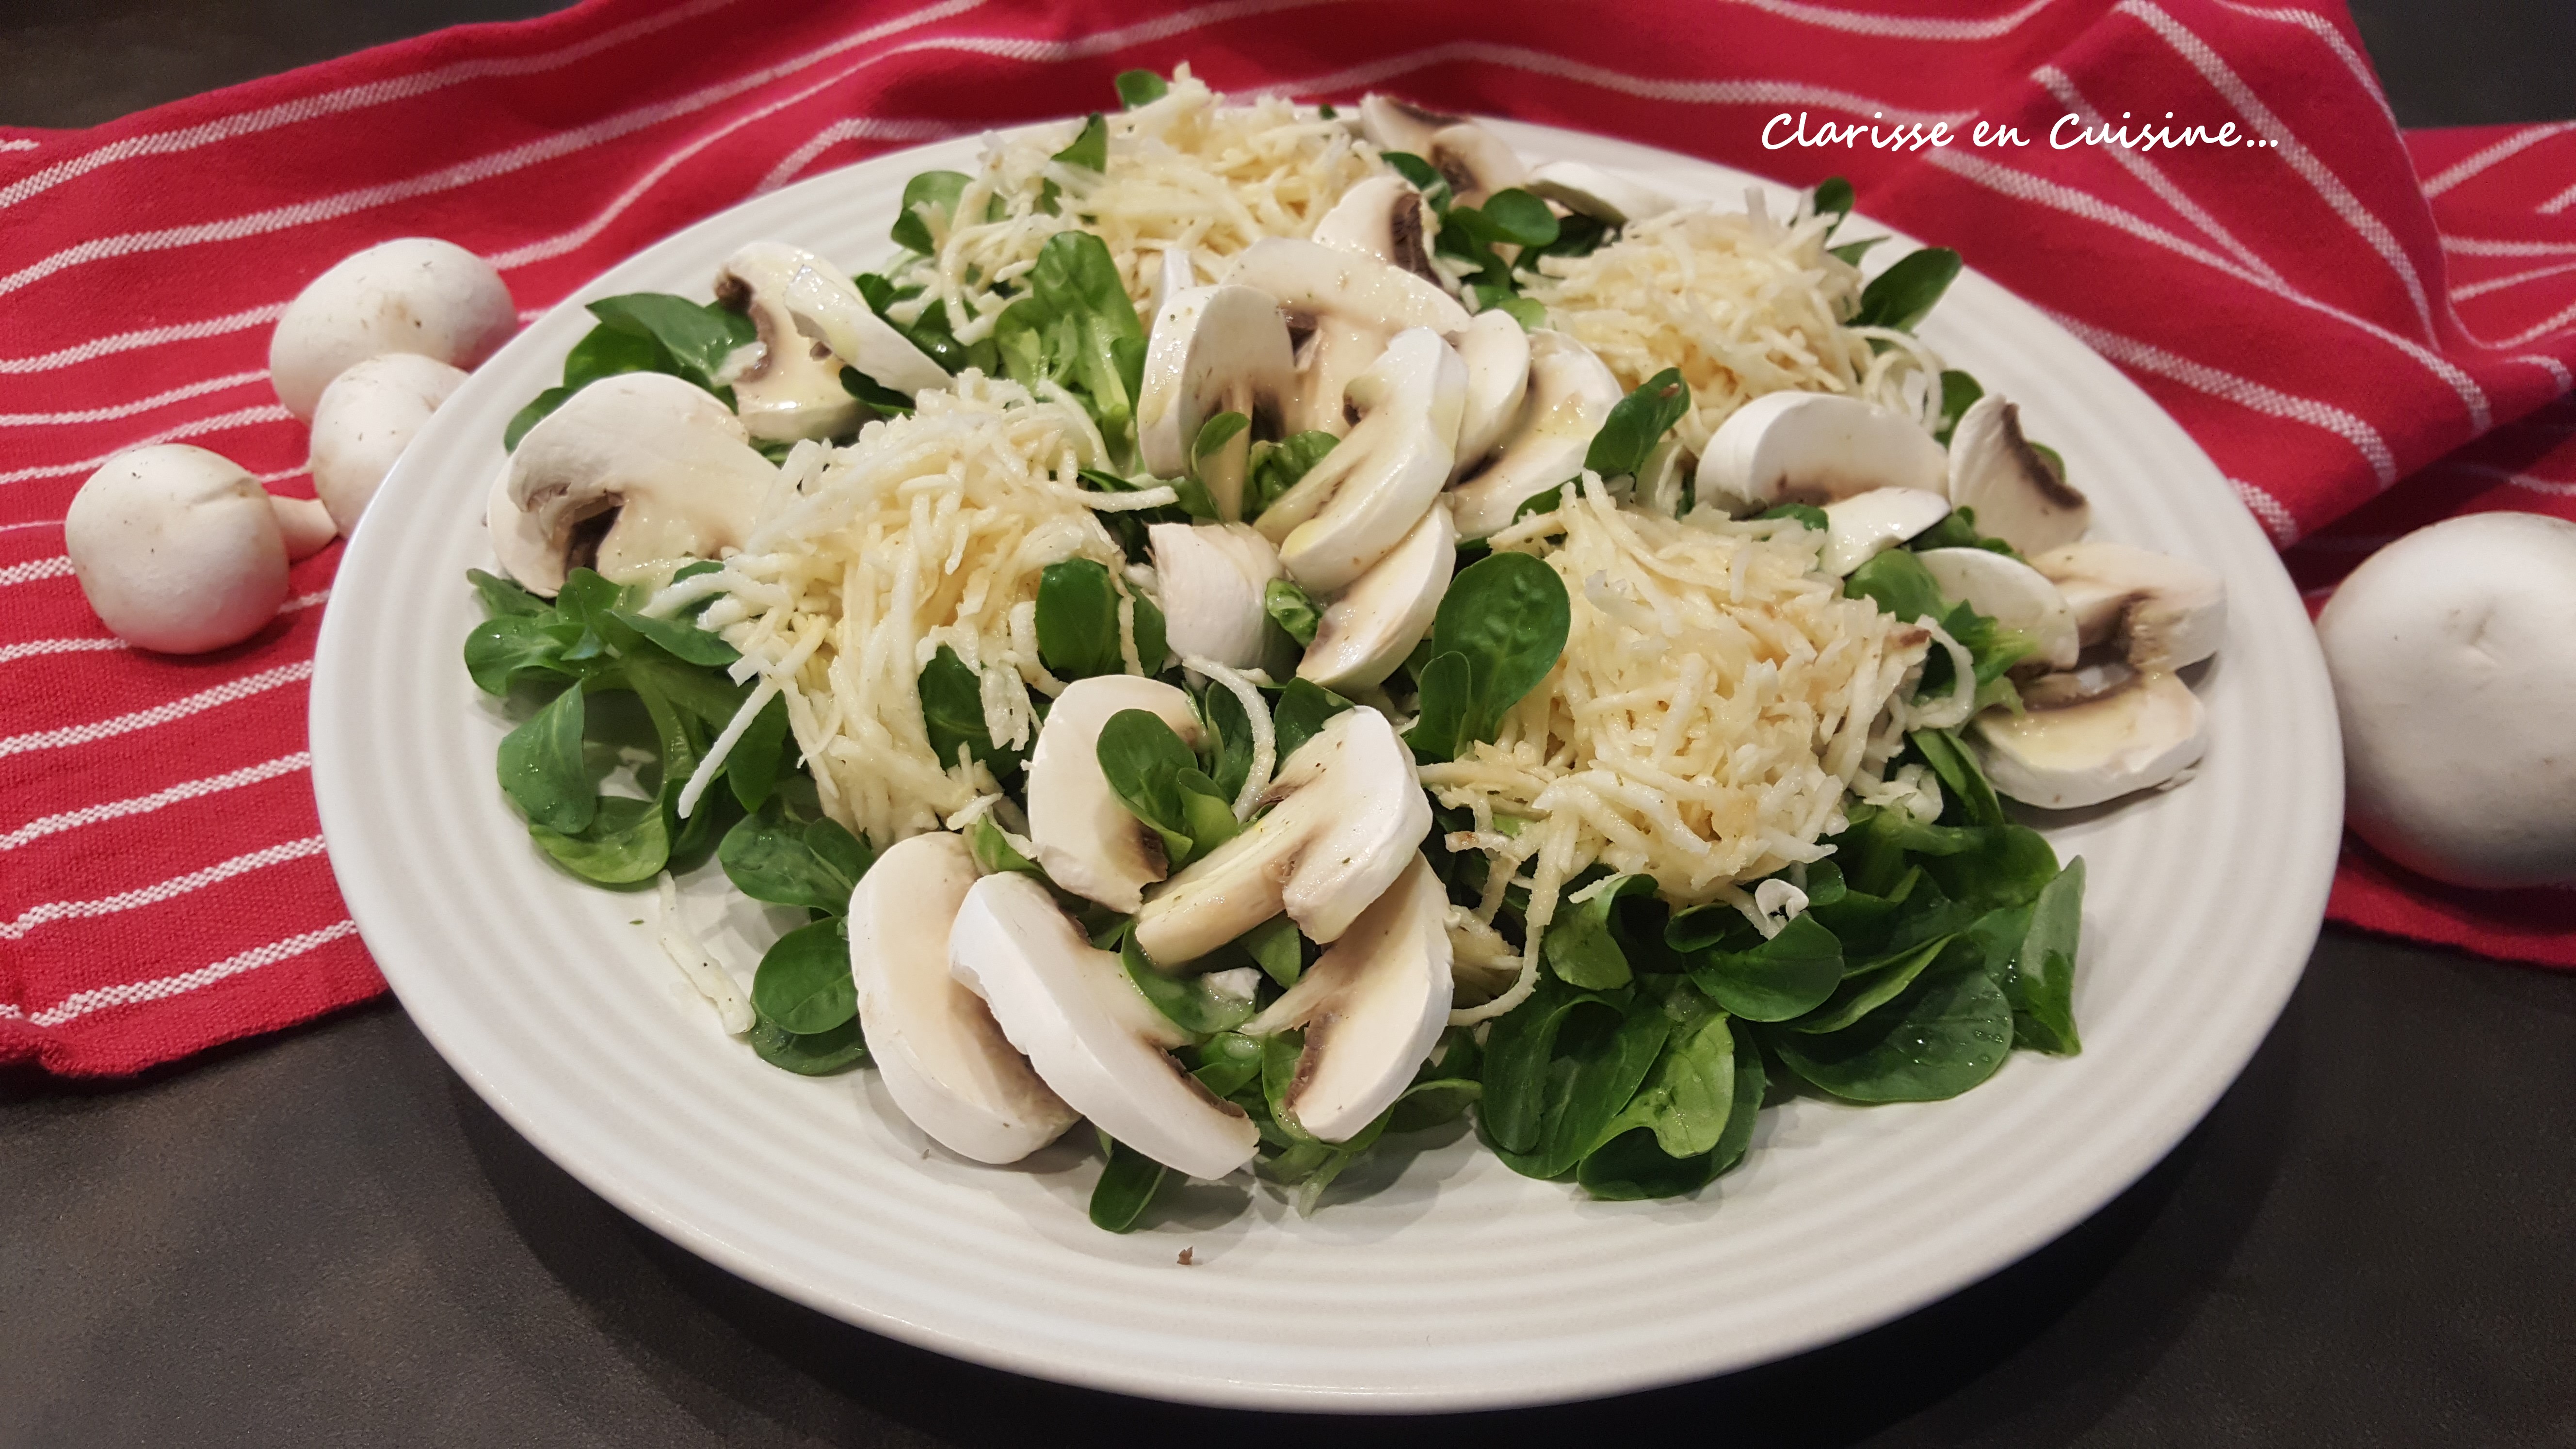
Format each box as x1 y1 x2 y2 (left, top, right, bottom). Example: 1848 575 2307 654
1852 247 1964 333
1686 913 1844 1023
1264 578 1322 647
1269 678 1353 764
1114 69 1170 109
496 684 595 833
1479 980 1673 1181
1246 431 1338 518
1584 368 1691 479
991 230 1147 444
746 1011 870 1075
1089 1135 1169 1232
1120 930 1256 1036
718 800 872 915
919 645 1025 779
750 917 856 1035
1405 551 1571 762
890 170 972 255
1767 944 2013 1102
1096 708 1239 869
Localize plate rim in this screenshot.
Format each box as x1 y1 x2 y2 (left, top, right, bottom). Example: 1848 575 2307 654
311 114 2341 1411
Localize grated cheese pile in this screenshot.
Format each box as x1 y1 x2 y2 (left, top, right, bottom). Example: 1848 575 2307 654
888 66 1387 343
1420 474 1934 1018
687 375 1148 848
1524 195 1945 455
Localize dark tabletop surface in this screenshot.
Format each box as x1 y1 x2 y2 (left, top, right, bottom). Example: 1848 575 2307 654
7 3 2576 1446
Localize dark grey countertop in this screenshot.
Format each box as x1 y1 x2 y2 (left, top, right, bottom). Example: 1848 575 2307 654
7 4 2576 1445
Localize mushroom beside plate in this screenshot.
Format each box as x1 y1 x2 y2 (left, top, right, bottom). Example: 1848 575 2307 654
311 117 2341 1411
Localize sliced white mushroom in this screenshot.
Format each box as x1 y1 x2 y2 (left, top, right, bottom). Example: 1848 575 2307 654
493 371 774 595
1222 237 1471 437
1135 284 1294 518
775 261 950 397
1148 522 1287 674
1300 501 1454 691
1253 326 1465 593
66 445 290 654
1447 329 1623 539
1241 855 1451 1142
949 872 1260 1179
712 242 865 445
1148 245 1198 319
1820 488 1953 577
1947 395 2089 555
850 832 1078 1164
1311 175 1439 283
1917 547 2080 670
1972 667 2208 808
1134 705 1431 966
1354 96 1528 207
2028 541 2226 672
1024 675 1204 912
1695 390 1949 515
1450 309 1531 476
268 238 515 421
1524 160 1675 226
308 352 468 535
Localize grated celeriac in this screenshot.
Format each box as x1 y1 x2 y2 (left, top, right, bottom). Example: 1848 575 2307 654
1422 473 1932 1021
889 66 1389 343
686 374 1153 849
1523 194 1947 455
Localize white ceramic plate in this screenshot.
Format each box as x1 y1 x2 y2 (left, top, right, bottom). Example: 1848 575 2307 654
311 118 2341 1412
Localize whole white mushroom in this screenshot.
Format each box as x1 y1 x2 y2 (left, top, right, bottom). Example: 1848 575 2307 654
308 352 468 534
2316 512 2576 887
269 238 514 421
65 445 293 654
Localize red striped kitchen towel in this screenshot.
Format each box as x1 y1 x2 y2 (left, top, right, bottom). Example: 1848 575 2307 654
6 0 2575 1077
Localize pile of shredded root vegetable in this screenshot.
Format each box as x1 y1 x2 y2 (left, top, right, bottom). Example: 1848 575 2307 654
1524 195 1947 455
1421 473 1939 1020
674 376 1159 849
887 65 1389 342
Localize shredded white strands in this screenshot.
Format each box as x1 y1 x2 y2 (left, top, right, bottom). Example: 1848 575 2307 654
1524 191 1945 451
888 66 1388 342
655 874 755 1034
693 375 1139 849
1422 475 1932 1015
1183 656 1276 818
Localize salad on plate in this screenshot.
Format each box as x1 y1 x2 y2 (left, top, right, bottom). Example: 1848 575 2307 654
461 67 2229 1231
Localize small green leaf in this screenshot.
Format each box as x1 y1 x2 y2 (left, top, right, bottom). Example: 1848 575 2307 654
751 917 856 1035
966 814 1042 878
1264 577 1321 647
529 794 668 885
890 170 971 255
719 802 872 913
1192 408 1250 462
1852 247 1964 333
1403 651 1473 764
747 1011 869 1075
1688 913 1843 1022
1089 1136 1168 1231
1245 431 1338 518
1770 947 2013 1102
1423 550 1571 743
1379 150 1451 211
724 693 792 812
1476 188 1560 247
467 568 548 619
1811 176 1854 230
497 685 594 833
1052 112 1109 174
1584 367 1690 479
1270 678 1353 765
464 615 573 696
1756 501 1830 532
1544 873 1657 990
1191 1031 1264 1097
1035 558 1126 680
1240 916 1304 989
1934 368 1985 444
1121 931 1255 1035
504 387 573 451
1827 236 1886 267
1114 69 1169 109
610 608 737 667
919 645 1024 778
584 293 757 395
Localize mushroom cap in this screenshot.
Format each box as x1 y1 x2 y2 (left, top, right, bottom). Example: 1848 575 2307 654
1025 675 1205 912
1447 328 1624 539
308 352 468 535
851 832 1078 1163
1423 122 1529 209
713 242 865 445
1222 237 1472 438
1819 487 1956 577
1917 546 2080 670
1972 667 2208 809
1240 854 1453 1143
1299 500 1454 691
1256 326 1466 593
948 872 1260 1180
1135 284 1294 484
1133 705 1431 966
1355 94 1461 159
65 444 289 654
1311 175 1440 283
1695 390 1949 515
268 238 514 421
1524 160 1675 226
1449 309 1533 475
2029 540 2225 673
269 495 338 562
1948 395 2089 555
2318 512 2576 886
499 371 775 595
1148 522 1287 673
775 261 950 397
